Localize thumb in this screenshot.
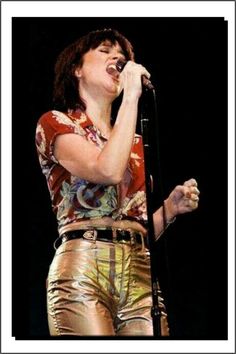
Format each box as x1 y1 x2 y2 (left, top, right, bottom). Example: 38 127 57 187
174 185 190 199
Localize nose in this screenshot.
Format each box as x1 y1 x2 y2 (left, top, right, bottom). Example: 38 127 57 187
112 54 119 60
110 49 124 61
110 53 119 61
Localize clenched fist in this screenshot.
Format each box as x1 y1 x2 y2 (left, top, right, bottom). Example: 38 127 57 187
164 178 200 221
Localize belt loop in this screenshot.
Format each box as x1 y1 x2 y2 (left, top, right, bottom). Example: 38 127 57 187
112 228 117 242
130 230 136 246
140 233 145 252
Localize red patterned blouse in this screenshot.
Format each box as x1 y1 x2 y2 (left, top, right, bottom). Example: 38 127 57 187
35 110 147 233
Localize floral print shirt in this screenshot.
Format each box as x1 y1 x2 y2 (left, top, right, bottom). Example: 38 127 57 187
35 110 147 233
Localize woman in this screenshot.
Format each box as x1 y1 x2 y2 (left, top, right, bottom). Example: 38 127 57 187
35 28 199 336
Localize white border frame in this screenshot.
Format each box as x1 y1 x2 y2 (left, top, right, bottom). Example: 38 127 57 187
1 1 235 353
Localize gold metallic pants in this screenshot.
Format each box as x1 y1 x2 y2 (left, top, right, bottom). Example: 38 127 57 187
47 237 169 336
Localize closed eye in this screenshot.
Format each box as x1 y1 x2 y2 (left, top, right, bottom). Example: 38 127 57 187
98 45 125 59
99 49 109 53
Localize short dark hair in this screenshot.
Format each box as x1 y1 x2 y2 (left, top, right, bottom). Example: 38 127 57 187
53 28 135 112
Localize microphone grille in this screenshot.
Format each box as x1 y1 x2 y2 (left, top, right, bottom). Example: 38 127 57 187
116 59 127 73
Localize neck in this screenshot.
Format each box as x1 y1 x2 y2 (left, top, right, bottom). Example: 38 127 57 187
80 89 113 136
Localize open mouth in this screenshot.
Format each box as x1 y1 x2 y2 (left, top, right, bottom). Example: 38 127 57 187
106 63 119 78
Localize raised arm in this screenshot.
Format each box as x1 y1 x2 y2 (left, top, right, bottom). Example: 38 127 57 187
54 62 151 185
153 178 200 240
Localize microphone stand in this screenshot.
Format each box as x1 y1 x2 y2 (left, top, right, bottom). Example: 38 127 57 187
140 87 162 337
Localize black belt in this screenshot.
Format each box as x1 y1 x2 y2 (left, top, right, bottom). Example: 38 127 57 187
59 229 147 247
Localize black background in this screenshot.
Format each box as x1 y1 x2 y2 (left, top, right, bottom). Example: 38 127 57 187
12 17 227 339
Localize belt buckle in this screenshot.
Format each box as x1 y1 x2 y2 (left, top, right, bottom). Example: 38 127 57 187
83 230 97 241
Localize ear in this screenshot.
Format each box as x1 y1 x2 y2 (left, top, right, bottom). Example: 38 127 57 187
74 67 82 79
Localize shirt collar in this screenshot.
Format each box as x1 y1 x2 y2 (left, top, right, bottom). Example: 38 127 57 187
67 109 93 129
68 109 109 140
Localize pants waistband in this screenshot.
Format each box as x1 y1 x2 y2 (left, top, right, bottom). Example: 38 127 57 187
54 229 148 249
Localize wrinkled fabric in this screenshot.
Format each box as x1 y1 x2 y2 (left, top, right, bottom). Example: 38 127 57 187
47 237 169 336
35 109 147 233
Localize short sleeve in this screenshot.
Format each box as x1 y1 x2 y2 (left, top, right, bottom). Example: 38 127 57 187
35 110 86 163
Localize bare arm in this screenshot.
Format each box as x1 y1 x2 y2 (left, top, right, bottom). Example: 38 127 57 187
153 178 200 240
54 62 150 184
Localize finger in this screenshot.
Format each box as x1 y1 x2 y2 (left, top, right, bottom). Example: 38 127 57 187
183 186 199 198
134 63 151 79
184 178 198 187
189 186 200 195
143 68 151 79
183 185 193 199
190 193 199 202
184 187 200 200
174 185 187 197
185 191 191 199
133 62 151 79
183 196 198 208
176 186 192 199
189 199 199 210
125 62 151 78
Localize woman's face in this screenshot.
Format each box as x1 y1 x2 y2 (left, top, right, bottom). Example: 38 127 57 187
75 40 126 98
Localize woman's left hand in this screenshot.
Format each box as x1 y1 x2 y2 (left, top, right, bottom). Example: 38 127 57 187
164 178 200 221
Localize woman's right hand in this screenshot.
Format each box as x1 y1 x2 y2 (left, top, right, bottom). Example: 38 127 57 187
120 61 151 100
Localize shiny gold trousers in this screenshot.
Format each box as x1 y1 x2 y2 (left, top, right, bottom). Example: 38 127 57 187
47 237 169 336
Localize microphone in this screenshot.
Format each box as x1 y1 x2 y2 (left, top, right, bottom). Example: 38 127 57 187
115 59 154 90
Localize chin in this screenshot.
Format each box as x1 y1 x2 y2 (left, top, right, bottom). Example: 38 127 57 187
106 84 120 97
